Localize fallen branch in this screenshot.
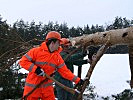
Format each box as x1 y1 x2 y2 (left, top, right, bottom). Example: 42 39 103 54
21 73 78 100
22 78 49 100
76 38 110 100
0 39 34 59
128 45 133 88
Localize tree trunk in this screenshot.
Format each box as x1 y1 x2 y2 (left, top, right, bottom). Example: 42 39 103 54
70 27 133 90
70 27 133 46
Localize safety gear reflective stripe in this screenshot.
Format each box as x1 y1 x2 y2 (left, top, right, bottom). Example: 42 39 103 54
35 61 48 65
35 62 57 68
25 82 35 87
25 82 54 88
25 54 32 61
57 63 65 69
49 63 57 68
28 63 34 72
25 54 57 69
72 76 78 82
35 62 57 69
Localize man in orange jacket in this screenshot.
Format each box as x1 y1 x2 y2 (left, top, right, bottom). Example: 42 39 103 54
19 31 83 100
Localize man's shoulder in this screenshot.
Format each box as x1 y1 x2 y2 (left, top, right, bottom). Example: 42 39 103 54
60 51 68 57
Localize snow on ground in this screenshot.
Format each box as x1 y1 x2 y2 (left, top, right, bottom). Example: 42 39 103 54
74 54 131 97
18 68 29 74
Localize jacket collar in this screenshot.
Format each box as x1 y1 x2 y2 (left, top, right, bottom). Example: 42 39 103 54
40 42 62 53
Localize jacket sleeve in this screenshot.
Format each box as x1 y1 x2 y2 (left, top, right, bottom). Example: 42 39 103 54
73 59 88 66
19 48 37 73
55 54 80 84
65 52 86 63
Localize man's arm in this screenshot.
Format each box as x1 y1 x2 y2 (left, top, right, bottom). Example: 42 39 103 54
55 54 81 84
19 48 37 73
65 52 86 63
73 59 88 66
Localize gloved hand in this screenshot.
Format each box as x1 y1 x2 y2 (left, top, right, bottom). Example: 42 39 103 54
86 49 89 55
82 49 89 57
74 77 89 91
78 79 84 86
35 67 45 77
88 46 98 60
77 77 89 86
86 58 92 63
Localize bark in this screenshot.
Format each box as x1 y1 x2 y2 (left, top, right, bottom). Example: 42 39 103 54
69 27 133 91
128 45 133 88
77 40 110 100
45 73 76 95
22 73 77 100
70 27 133 47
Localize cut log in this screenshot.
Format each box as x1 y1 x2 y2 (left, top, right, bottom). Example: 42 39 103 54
70 27 133 46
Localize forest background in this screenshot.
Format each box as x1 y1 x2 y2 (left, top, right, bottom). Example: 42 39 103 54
0 15 133 99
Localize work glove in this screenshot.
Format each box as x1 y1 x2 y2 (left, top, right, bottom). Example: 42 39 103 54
77 77 89 86
88 46 98 60
35 67 45 77
82 49 90 57
78 79 84 86
74 77 89 92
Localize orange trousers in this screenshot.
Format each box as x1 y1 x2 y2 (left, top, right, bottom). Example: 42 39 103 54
26 94 55 100
25 92 55 100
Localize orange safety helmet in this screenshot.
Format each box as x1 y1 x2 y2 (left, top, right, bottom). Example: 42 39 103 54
60 38 70 45
46 31 61 41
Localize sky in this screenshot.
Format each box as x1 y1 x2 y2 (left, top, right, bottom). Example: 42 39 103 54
0 0 133 27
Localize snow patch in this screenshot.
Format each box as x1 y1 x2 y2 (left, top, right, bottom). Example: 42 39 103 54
74 54 131 96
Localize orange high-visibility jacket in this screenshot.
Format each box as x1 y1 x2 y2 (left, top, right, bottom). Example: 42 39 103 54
19 42 80 97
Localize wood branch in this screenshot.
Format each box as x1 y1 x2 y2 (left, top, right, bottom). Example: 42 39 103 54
70 27 133 47
21 49 78 99
22 73 77 100
22 78 49 100
0 37 24 44
128 45 133 88
76 40 110 100
45 73 76 95
0 50 28 72
0 39 35 59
